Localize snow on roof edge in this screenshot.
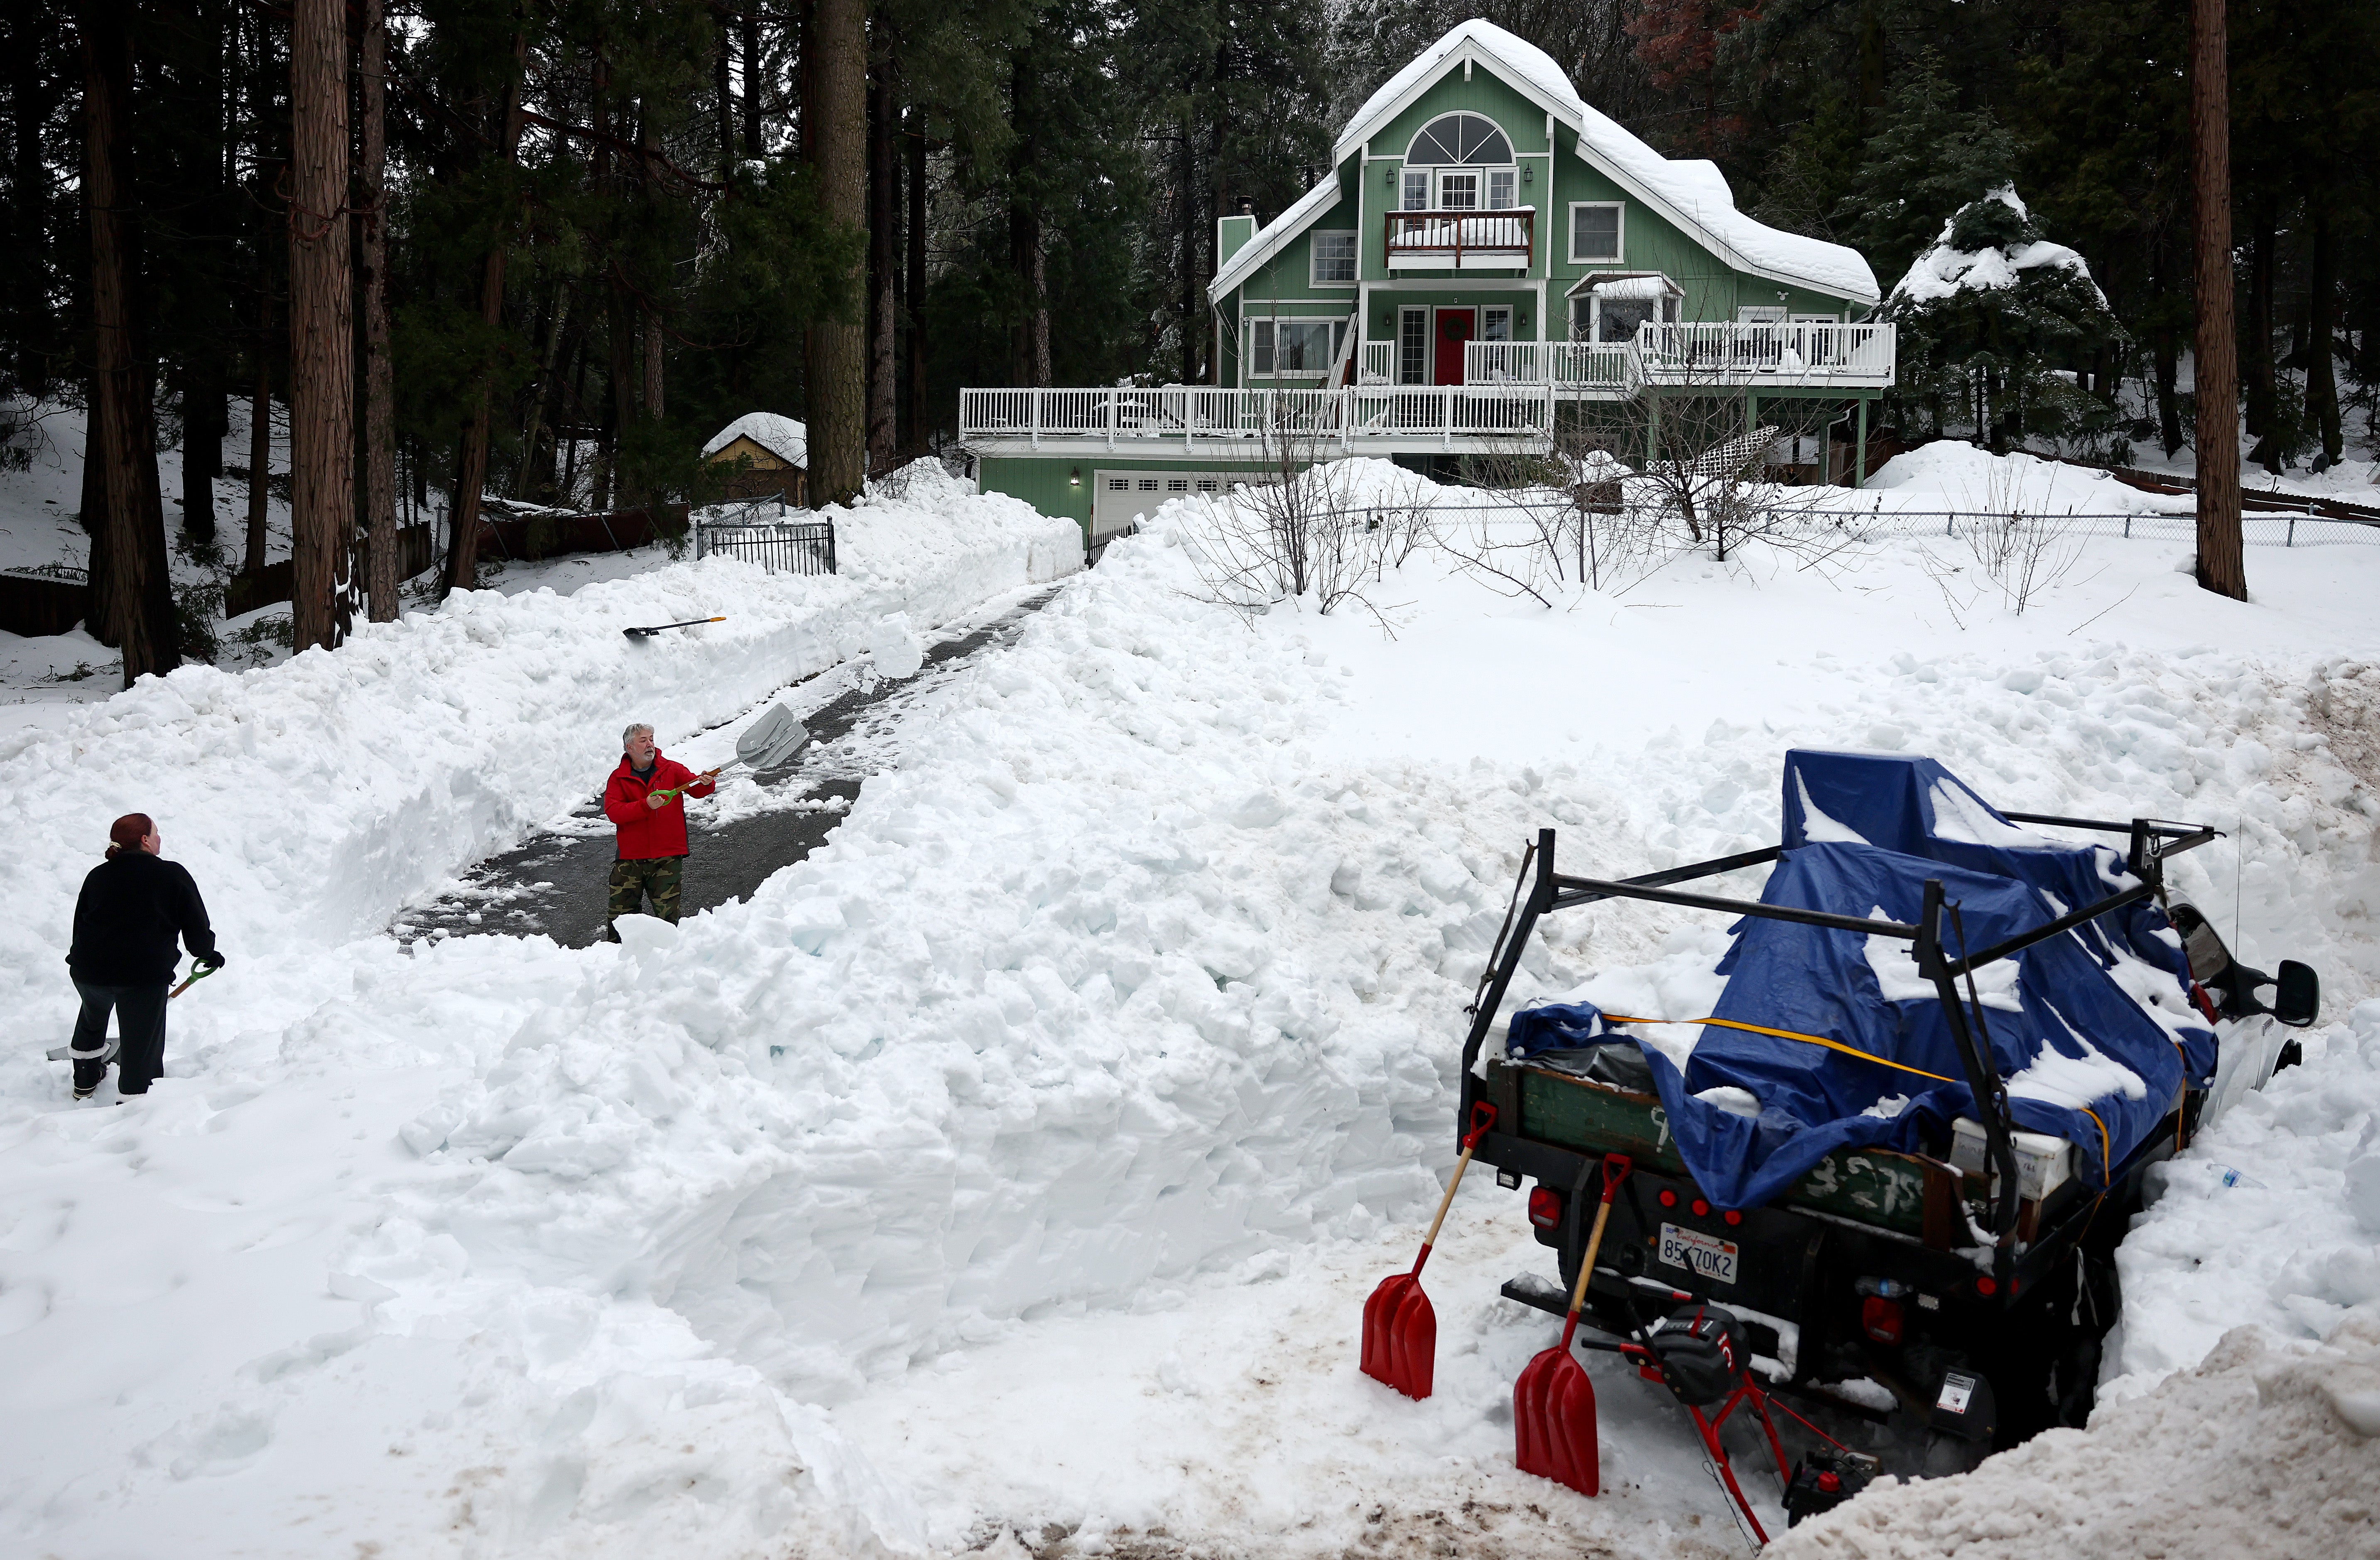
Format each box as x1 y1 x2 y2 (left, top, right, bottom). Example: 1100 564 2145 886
1333 20 1585 165
1206 179 1345 305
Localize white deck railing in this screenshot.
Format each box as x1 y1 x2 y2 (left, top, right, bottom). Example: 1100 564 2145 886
1463 322 1893 390
958 385 1555 450
1634 321 1895 385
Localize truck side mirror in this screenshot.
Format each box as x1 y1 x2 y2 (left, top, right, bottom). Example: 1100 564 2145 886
2165 903 2233 985
2272 960 2320 1028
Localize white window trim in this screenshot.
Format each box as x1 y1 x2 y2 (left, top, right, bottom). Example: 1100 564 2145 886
1246 316 1349 380
1309 230 1359 288
1736 306 1788 324
1567 201 1625 266
1480 305 1514 343
1397 306 1429 385
1569 275 1681 343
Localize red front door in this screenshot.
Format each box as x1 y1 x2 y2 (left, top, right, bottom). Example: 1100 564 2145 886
1434 308 1475 385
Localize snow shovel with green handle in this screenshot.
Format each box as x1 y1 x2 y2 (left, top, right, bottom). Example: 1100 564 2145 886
1360 1101 1498 1400
1514 1152 1632 1496
648 702 812 801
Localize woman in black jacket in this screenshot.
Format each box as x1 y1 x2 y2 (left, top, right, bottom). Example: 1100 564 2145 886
66 813 222 1100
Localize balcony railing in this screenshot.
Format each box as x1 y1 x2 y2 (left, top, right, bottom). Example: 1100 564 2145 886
1384 208 1533 270
1462 322 1894 390
1635 321 1896 385
957 385 1554 451
1464 341 1638 392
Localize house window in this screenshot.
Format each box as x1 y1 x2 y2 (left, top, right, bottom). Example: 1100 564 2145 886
1138 478 1159 491
1404 113 1517 213
1250 318 1344 377
1481 307 1513 342
1105 477 1130 491
1570 203 1623 264
1406 113 1513 168
1398 307 1427 384
1597 297 1657 343
1311 231 1358 285
1167 478 1189 492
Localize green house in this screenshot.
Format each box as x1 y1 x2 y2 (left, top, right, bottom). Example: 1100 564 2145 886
962 19 1893 547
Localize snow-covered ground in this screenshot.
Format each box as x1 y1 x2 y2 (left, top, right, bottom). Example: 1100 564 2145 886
3 444 2377 1558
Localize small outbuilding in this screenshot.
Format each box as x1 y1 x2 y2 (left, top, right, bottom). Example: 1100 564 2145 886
702 412 809 503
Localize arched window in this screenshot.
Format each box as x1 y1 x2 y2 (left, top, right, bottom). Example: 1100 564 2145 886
1401 113 1519 212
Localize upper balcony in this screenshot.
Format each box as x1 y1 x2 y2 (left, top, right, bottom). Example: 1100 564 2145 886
1384 209 1533 271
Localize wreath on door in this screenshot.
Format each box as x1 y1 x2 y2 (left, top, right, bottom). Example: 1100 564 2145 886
1442 316 1466 340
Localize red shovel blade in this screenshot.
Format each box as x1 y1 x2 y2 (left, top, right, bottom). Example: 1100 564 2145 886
1514 1342 1599 1495
1360 1271 1438 1399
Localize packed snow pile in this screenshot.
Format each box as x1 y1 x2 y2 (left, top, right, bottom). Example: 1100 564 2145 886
1770 1313 2380 1559
1890 186 2105 307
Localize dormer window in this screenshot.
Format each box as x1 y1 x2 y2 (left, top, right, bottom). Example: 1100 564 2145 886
1402 113 1519 211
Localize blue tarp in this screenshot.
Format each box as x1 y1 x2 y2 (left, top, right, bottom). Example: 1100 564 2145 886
1509 751 2215 1210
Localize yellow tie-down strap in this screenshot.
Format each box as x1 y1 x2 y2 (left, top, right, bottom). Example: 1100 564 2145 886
1601 1014 2115 1179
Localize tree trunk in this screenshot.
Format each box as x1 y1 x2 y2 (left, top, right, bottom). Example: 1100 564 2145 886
78 0 179 684
441 34 527 596
741 0 763 160
181 0 226 546
359 0 397 621
2241 204 2274 462
287 0 351 650
1007 52 1042 388
803 0 868 506
640 116 665 427
865 36 896 472
244 316 271 574
715 24 734 174
2155 334 2181 457
2306 204 2340 469
2190 0 2244 601
79 422 118 646
1177 114 1196 385
903 107 927 451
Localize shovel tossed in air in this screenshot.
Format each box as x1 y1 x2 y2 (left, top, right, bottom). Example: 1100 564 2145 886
1360 1101 1498 1400
648 702 812 801
1515 1152 1632 1496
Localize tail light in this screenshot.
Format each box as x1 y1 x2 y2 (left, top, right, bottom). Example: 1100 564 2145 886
1855 1276 1909 1346
1527 1187 1564 1229
1860 1295 1904 1346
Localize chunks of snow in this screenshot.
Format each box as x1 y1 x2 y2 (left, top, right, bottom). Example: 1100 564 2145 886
1770 1316 2380 1559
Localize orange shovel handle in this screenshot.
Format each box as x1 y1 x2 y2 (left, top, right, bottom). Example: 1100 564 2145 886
1556 1154 1632 1351
1412 1102 1498 1277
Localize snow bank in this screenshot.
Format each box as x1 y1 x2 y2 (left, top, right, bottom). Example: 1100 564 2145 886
2 472 1075 988
1769 1314 2380 1559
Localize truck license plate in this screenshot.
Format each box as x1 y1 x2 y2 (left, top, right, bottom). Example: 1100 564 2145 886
1657 1223 1739 1285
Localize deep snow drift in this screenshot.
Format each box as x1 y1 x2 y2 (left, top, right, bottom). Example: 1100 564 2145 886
3 445 2378 1558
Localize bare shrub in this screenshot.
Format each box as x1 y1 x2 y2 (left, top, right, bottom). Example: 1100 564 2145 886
1174 401 1387 624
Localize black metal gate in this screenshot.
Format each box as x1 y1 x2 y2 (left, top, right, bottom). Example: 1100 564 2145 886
693 503 837 576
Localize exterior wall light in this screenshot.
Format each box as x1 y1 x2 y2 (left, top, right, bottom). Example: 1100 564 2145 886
1069 468 1081 487
1522 165 1533 185
1384 164 1396 186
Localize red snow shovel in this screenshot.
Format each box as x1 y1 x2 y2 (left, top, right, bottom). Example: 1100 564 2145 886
1360 1101 1497 1400
1514 1153 1632 1496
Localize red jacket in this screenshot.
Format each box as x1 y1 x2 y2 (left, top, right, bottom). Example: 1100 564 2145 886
604 751 716 859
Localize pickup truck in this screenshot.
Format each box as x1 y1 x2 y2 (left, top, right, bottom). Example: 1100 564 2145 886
1457 754 2319 1477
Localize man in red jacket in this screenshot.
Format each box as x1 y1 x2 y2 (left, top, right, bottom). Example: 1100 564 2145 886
601 722 717 941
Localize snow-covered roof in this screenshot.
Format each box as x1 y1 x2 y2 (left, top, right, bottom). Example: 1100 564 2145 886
1591 276 1679 300
1889 187 2105 308
1333 20 1586 164
1210 18 1879 309
702 412 808 468
1206 178 1346 304
1565 101 1878 303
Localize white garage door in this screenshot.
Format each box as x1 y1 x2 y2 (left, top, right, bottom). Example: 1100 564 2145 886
1091 469 1278 540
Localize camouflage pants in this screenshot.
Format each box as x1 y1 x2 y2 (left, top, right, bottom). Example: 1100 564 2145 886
608 854 686 935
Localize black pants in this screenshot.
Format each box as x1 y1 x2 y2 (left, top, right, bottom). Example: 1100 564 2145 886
70 980 169 1096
